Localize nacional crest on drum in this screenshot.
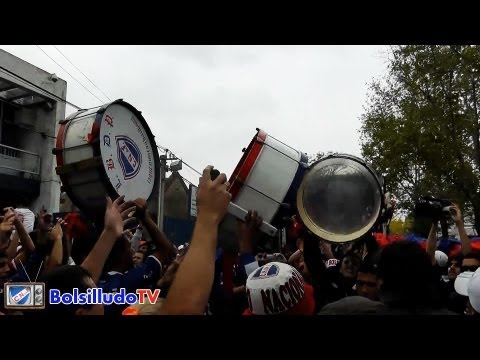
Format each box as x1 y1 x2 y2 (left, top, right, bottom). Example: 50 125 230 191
53 99 160 220
116 135 142 180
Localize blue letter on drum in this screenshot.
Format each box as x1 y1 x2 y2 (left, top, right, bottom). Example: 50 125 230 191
115 135 142 180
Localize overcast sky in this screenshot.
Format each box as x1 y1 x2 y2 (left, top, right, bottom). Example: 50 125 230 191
0 45 389 185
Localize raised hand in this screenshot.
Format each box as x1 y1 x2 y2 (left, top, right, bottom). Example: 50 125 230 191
297 238 305 252
112 195 137 221
242 210 263 232
239 210 263 254
133 198 148 221
37 207 53 232
104 197 124 238
51 220 64 242
123 229 134 241
450 204 463 224
196 165 231 225
1 208 16 234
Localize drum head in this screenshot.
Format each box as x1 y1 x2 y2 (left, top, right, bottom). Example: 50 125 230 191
99 102 158 202
297 155 382 243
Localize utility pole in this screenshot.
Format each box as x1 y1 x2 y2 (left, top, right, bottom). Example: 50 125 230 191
157 154 167 231
156 151 182 231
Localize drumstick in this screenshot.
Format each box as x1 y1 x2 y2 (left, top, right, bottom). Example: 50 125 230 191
210 168 278 237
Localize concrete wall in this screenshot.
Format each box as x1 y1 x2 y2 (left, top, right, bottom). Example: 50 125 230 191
30 101 66 213
0 49 67 213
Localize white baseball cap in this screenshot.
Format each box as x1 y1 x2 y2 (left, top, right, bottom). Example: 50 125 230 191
468 268 480 313
435 250 448 267
14 208 35 234
244 262 315 315
454 271 474 296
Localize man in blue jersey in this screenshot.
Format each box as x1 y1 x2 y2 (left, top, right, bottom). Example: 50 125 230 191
96 197 176 315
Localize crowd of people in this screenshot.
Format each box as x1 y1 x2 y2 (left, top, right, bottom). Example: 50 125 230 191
0 165 479 316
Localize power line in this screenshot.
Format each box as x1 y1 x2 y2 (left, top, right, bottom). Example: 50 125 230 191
156 145 202 176
159 145 168 152
181 159 202 176
157 145 282 205
35 45 105 105
155 144 202 187
168 150 202 176
157 144 167 153
178 174 195 187
182 167 203 184
0 65 81 109
53 45 112 102
180 168 199 182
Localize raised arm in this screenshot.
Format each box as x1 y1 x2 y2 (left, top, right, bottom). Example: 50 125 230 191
134 198 176 265
451 204 471 256
81 197 124 284
3 209 18 259
426 221 438 265
129 226 142 251
45 220 66 271
1 208 16 254
160 165 231 315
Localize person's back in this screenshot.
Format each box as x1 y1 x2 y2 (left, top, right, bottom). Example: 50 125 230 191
376 241 454 314
98 236 163 316
318 296 386 315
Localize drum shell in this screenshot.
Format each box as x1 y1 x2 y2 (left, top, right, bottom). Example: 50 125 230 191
228 129 307 229
55 100 160 220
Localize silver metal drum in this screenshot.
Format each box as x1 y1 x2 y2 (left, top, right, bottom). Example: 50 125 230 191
297 154 384 243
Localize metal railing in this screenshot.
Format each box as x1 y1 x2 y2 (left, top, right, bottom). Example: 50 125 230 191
0 143 41 177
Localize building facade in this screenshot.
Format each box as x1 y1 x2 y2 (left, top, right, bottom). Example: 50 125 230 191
0 49 66 213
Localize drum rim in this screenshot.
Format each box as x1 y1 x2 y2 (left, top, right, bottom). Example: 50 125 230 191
56 99 160 213
228 129 267 199
296 153 383 243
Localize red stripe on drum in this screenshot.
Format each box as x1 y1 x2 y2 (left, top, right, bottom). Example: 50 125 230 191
87 122 100 143
228 130 267 200
55 122 67 167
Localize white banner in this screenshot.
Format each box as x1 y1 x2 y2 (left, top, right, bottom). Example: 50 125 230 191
189 185 197 217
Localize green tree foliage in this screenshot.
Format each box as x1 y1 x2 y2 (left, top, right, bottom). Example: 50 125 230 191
360 45 480 233
390 218 410 235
